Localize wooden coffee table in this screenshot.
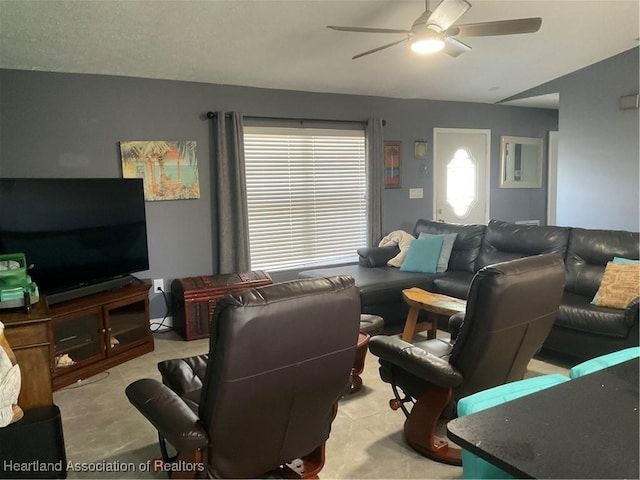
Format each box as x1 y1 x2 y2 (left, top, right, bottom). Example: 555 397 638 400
401 288 466 341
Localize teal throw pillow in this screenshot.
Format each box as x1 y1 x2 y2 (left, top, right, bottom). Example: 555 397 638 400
400 235 444 273
612 256 640 264
419 232 458 272
591 256 640 304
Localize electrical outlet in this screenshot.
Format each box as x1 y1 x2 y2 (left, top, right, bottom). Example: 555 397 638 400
153 279 164 293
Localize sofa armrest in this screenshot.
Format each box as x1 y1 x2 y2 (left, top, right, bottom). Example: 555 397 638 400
357 246 400 267
368 335 463 387
624 297 640 328
125 378 208 452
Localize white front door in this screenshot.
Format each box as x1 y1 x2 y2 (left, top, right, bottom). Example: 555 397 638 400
433 128 490 224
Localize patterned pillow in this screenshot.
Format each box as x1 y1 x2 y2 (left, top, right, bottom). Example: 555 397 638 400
0 321 23 427
591 257 640 304
594 262 640 309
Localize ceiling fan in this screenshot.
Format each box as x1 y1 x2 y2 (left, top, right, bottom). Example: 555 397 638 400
327 0 542 60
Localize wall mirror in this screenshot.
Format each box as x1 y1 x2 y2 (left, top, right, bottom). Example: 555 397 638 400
499 136 543 188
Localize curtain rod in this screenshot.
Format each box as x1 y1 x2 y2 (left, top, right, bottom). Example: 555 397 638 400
205 111 385 126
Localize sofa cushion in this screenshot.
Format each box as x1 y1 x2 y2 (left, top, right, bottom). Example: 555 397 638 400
565 227 640 297
476 220 571 270
413 219 485 273
591 256 640 304
594 262 640 309
299 264 436 304
400 235 444 273
557 291 632 339
431 271 476 300
419 232 458 272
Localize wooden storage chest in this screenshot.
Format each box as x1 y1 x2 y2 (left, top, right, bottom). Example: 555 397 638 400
171 271 272 340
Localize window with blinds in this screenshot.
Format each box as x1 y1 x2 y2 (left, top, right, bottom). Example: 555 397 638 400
243 126 367 271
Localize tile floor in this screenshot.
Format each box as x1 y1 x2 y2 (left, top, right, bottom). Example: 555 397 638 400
54 330 569 479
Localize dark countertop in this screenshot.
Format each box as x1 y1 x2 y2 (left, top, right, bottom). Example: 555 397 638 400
447 359 639 479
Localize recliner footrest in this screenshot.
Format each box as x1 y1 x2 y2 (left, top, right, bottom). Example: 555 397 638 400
360 314 384 335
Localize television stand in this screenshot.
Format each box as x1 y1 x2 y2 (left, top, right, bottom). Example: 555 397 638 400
46 275 136 306
0 278 153 402
48 278 153 390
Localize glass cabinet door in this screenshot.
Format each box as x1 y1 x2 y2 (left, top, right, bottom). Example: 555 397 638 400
105 298 149 355
52 307 105 372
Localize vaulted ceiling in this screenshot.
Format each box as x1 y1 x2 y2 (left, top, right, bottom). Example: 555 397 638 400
1 0 638 108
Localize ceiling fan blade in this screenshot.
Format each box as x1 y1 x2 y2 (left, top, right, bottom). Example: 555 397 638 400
427 0 471 31
442 36 471 57
327 25 411 34
449 17 542 37
352 38 409 60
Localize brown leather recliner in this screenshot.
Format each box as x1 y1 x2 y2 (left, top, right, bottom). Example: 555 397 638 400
368 254 566 466
126 276 361 479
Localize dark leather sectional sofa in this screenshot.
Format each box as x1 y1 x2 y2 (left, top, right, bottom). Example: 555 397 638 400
299 219 640 362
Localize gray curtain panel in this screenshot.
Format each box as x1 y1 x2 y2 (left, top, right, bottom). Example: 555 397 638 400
366 117 384 246
213 111 251 273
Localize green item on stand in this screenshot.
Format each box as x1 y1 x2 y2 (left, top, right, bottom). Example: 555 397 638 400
0 253 39 308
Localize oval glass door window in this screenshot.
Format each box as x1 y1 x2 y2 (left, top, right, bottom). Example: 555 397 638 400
446 147 477 218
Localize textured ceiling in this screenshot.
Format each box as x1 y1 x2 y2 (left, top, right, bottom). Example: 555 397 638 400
1 0 638 107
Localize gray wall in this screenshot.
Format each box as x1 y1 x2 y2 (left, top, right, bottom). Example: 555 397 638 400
0 69 558 317
376 99 557 233
557 48 639 230
508 47 639 231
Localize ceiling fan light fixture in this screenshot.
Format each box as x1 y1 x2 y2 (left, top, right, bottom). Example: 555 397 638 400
330 0 542 60
411 36 445 54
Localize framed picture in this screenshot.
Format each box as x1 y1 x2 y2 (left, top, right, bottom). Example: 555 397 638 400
120 140 200 201
414 141 427 159
384 141 401 188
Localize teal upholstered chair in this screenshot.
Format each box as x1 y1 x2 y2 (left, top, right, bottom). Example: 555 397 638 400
456 374 570 479
569 347 640 379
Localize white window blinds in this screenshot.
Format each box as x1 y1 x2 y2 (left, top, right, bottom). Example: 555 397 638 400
244 126 367 271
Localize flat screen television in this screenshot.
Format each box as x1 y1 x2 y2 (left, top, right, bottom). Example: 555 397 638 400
0 178 150 304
